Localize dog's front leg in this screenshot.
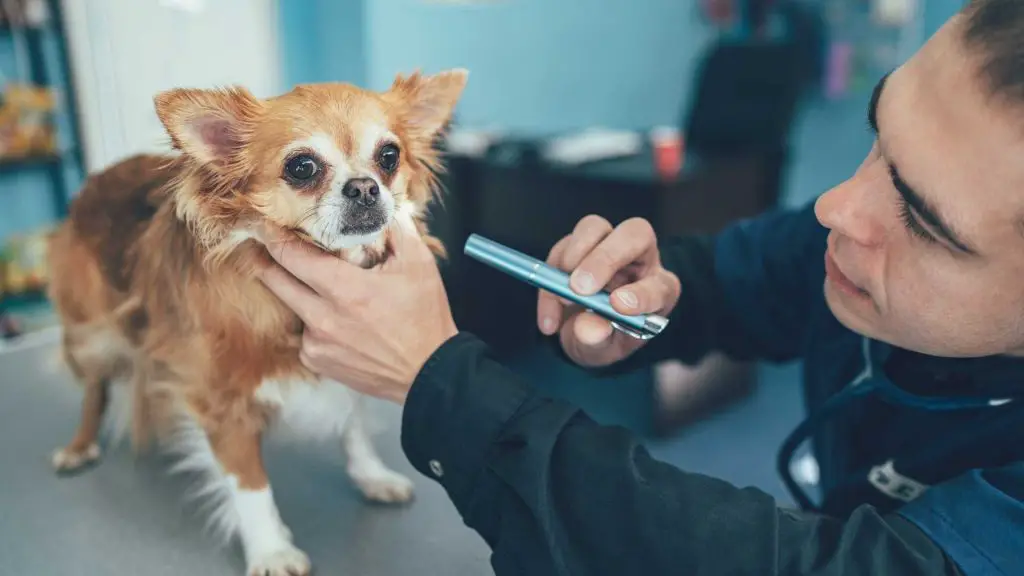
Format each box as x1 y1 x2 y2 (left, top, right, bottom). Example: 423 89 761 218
343 394 415 504
209 421 310 576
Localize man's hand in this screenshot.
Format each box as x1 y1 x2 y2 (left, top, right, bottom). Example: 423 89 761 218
258 222 458 404
537 215 681 368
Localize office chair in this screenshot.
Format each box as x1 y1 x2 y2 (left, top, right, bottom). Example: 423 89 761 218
653 36 813 435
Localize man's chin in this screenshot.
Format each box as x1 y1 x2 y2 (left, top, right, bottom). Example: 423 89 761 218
823 281 883 341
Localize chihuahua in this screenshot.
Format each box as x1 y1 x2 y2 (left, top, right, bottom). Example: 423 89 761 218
45 69 467 575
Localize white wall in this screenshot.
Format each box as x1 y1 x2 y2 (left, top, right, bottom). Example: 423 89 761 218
60 0 282 172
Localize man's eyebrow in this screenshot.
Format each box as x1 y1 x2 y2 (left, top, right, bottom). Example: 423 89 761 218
867 71 978 256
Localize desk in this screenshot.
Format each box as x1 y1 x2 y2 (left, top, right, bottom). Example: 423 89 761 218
430 141 784 358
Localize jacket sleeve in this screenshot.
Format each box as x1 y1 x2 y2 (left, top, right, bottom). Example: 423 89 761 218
401 332 965 576
590 201 830 374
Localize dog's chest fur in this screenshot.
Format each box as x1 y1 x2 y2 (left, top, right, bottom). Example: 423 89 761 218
254 379 359 441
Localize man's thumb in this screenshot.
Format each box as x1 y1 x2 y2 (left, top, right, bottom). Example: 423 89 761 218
560 312 616 367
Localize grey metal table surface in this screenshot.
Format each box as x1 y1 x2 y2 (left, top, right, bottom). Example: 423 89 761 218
0 332 492 575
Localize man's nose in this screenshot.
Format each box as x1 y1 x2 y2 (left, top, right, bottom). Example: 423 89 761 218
814 176 887 248
342 178 379 207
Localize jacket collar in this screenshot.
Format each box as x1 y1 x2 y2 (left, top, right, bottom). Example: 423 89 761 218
882 344 1024 399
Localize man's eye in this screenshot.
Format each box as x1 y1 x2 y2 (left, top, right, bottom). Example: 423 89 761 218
898 199 936 244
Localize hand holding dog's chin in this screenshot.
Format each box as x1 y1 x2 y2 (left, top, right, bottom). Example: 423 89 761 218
259 224 458 404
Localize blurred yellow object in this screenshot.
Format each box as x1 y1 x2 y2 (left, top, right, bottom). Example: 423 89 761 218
1 227 52 296
0 83 58 160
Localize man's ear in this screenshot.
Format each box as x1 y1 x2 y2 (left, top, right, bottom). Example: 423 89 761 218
153 86 263 173
387 69 468 141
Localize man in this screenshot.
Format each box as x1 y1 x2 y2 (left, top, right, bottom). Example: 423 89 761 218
260 2 1023 574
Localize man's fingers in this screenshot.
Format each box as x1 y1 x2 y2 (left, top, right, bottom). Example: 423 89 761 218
259 263 332 326
538 235 573 334
544 234 572 268
539 291 586 336
610 270 680 315
264 230 341 296
558 215 614 275
572 218 658 295
537 290 563 335
572 311 615 346
386 219 433 265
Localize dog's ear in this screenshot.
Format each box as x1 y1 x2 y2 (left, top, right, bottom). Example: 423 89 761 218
154 87 263 174
386 69 468 141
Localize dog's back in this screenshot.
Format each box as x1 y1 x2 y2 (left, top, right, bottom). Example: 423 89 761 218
46 153 181 460
48 153 178 320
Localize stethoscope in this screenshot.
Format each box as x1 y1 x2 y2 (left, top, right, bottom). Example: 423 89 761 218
776 337 1016 511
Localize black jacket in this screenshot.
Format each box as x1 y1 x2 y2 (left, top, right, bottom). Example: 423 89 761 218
401 203 1024 575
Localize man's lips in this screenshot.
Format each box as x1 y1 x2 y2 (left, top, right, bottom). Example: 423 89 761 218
825 251 870 298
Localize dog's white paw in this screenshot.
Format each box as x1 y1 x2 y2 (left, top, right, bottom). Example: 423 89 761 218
351 466 415 504
277 523 293 543
247 544 311 576
51 443 101 474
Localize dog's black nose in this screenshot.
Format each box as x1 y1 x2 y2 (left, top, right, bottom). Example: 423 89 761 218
342 177 379 207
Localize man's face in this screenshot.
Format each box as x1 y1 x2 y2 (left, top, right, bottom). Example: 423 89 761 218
815 15 1024 358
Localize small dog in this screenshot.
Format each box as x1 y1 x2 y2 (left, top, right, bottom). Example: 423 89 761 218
45 69 467 575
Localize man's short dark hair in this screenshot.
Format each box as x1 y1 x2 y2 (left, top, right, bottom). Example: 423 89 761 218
963 0 1024 104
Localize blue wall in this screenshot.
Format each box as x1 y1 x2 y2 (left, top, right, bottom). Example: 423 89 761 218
277 0 965 208
277 0 366 88
363 0 713 134
783 0 964 207
925 0 965 37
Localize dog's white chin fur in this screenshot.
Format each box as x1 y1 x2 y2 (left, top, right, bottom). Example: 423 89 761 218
305 185 418 253
316 197 419 262
309 205 393 252
226 198 418 272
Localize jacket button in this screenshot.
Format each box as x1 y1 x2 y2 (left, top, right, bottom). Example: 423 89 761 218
429 459 444 478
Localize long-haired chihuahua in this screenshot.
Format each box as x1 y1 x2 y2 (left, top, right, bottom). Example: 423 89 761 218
45 69 467 575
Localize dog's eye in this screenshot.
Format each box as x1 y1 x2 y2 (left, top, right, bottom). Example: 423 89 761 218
377 143 400 173
284 155 320 182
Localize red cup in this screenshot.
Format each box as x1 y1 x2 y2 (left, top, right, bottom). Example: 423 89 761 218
650 126 683 180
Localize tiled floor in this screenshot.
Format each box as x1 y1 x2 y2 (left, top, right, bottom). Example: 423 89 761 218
0 332 804 575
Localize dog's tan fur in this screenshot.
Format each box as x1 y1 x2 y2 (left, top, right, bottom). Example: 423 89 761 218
46 70 467 575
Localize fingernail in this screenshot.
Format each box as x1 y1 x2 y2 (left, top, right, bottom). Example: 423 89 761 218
541 317 556 334
573 270 595 293
617 290 638 309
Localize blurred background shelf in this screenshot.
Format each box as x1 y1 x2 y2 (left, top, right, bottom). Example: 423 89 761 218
1 284 46 306
0 153 62 174
1 0 86 224
1 0 85 330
